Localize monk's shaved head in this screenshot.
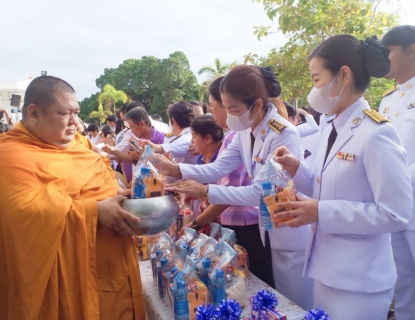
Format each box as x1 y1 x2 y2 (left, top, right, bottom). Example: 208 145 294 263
22 76 75 120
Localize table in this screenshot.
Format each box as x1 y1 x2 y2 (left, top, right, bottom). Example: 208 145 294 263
139 260 305 320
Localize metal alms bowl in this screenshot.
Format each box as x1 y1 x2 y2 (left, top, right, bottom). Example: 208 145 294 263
121 194 179 236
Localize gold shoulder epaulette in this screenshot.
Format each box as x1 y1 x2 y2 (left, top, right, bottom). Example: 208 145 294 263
165 132 174 138
382 86 397 98
268 119 287 134
363 109 390 124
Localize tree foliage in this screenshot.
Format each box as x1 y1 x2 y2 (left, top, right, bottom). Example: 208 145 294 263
89 104 112 125
79 92 100 122
98 84 127 114
95 52 199 116
249 0 399 107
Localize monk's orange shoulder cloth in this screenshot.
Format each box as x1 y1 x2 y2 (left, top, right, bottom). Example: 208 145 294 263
0 123 144 320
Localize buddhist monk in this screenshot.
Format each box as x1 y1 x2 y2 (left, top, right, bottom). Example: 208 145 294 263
0 76 145 319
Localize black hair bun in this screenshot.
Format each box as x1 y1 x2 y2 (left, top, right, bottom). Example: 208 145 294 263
258 66 282 98
362 36 391 78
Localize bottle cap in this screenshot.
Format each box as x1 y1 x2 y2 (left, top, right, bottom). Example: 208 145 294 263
177 280 186 289
171 267 178 274
156 249 162 256
161 257 168 266
141 167 150 174
202 259 211 268
216 269 224 277
261 181 272 190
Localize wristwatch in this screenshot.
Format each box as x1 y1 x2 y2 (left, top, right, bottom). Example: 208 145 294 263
191 219 203 232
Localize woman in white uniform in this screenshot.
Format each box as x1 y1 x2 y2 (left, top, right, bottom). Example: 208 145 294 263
156 65 314 310
273 35 413 319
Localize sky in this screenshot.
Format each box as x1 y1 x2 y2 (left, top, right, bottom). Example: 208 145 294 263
0 0 414 100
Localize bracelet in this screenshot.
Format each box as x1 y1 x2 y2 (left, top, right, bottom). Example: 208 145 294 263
191 219 203 232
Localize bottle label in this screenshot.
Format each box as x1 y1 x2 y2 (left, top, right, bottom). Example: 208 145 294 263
174 300 189 316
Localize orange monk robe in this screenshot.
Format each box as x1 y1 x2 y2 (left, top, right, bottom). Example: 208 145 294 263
0 123 145 320
74 132 115 177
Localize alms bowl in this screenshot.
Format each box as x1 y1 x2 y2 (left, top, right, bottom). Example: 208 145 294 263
121 195 179 236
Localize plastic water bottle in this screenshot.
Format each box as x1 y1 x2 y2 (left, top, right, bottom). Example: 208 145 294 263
151 249 163 280
200 259 211 287
158 257 169 299
260 181 273 231
174 280 190 320
133 167 150 199
212 269 227 306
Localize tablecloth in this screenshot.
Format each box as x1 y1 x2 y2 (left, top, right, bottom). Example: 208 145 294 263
139 260 305 320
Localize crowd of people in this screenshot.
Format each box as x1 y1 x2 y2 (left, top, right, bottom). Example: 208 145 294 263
1 25 415 320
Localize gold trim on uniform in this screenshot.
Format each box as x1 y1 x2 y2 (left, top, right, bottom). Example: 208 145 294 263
395 112 400 117
268 119 287 134
407 83 412 89
317 176 320 184
165 132 174 138
353 117 361 125
325 113 332 117
400 92 406 97
363 109 390 124
384 107 390 114
382 86 397 98
337 152 355 162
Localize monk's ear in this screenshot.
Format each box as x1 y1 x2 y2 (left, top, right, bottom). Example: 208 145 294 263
26 103 41 122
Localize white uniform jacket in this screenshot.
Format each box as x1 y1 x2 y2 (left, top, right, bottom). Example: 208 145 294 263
179 106 310 251
297 114 319 138
379 76 415 230
162 127 196 165
293 98 412 293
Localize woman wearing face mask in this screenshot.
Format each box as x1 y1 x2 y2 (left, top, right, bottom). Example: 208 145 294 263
181 77 272 286
156 65 314 310
285 102 319 138
273 35 412 319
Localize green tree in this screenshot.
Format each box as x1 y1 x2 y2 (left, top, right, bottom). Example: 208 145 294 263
89 104 112 125
98 84 128 114
198 58 231 80
95 52 199 117
79 92 100 122
249 0 399 107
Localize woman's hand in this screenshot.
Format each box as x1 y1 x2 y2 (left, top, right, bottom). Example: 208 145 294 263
296 108 309 117
273 146 300 177
165 180 208 199
273 194 318 228
102 144 113 154
97 195 140 237
152 154 182 178
140 140 163 154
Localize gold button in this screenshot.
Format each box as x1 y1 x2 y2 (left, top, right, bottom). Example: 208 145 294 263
312 227 316 233
384 107 390 114
353 117 361 124
407 83 412 89
261 129 266 135
395 112 400 117
400 92 405 97
317 177 320 184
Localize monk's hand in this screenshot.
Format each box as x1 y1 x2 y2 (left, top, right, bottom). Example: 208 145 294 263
152 154 182 178
165 180 208 199
97 195 140 237
140 139 163 154
127 150 142 161
273 146 300 177
187 144 199 156
273 194 318 228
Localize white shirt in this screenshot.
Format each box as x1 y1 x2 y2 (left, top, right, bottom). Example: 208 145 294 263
297 114 319 138
150 117 170 134
379 75 415 230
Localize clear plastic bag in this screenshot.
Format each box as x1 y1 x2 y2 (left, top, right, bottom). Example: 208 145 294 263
256 157 297 229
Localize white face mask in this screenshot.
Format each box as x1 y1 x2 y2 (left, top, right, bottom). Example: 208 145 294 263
226 102 257 132
124 121 130 129
307 74 344 114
